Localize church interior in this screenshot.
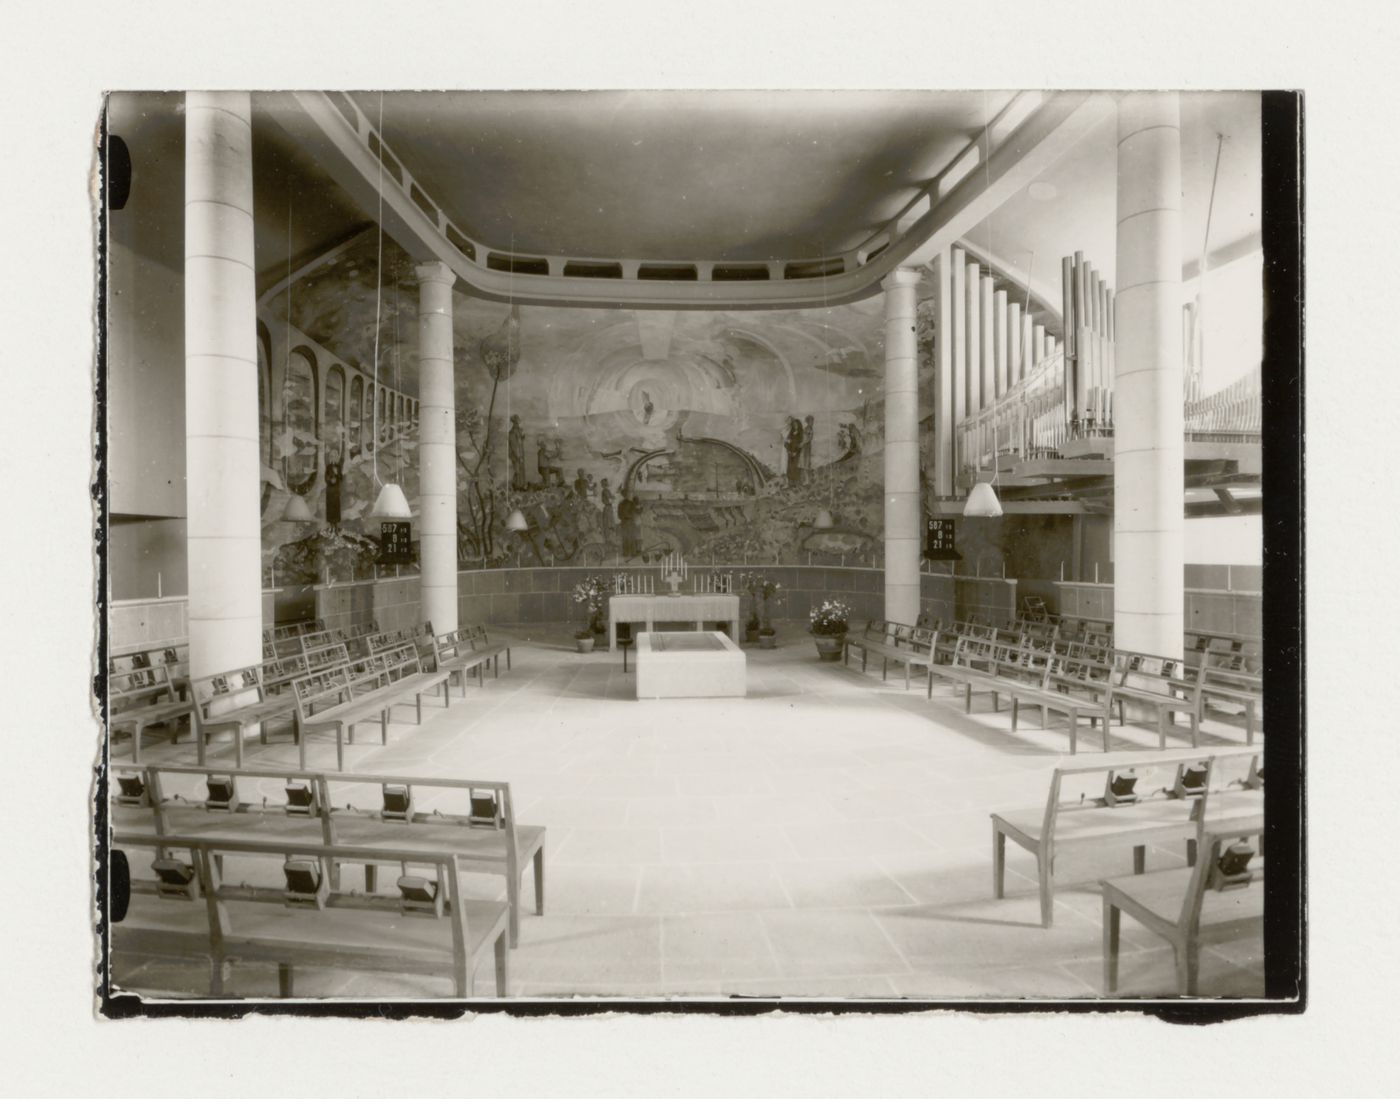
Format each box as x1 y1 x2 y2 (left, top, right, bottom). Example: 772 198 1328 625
101 88 1285 1005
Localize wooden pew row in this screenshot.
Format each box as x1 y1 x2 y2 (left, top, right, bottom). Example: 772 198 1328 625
110 663 193 764
1101 814 1264 996
111 763 546 946
990 747 1262 927
843 620 938 688
113 831 509 998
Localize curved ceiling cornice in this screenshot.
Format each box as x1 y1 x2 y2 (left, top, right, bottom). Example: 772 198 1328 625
262 90 1114 311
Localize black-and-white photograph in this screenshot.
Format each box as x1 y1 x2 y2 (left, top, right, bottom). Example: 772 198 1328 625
95 86 1302 1014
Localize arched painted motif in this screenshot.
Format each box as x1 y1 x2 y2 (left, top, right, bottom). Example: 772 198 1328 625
348 374 363 455
324 365 346 459
283 346 319 492
362 375 376 454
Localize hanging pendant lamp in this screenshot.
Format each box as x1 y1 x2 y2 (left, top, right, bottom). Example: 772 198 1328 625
505 508 529 532
284 493 314 522
814 508 834 529
371 482 412 519
963 481 1003 518
366 92 409 523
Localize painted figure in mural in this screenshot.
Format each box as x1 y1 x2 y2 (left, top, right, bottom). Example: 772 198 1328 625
617 490 641 557
641 390 655 425
599 479 616 540
844 421 862 456
508 414 526 491
574 468 589 499
784 416 804 485
537 437 563 486
801 414 815 482
324 453 343 527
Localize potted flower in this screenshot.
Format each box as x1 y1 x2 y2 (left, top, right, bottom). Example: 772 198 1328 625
740 571 763 643
757 578 782 648
573 627 595 654
572 575 609 644
809 599 851 661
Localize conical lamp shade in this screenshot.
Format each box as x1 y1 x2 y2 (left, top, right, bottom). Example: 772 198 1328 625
505 508 529 532
964 481 1004 518
814 508 834 529
370 482 412 520
283 493 314 522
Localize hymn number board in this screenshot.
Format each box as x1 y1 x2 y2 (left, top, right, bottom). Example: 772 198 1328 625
925 518 960 561
380 522 414 565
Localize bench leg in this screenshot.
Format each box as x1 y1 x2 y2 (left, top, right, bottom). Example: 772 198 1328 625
991 690 999 713
1176 943 1201 997
278 963 294 998
862 651 868 672
381 710 388 745
533 847 546 915
507 872 521 947
506 648 511 671
1068 710 1078 755
1246 701 1256 745
416 693 423 725
494 654 500 679
210 957 225 997
1158 711 1168 750
926 672 934 700
992 825 1006 899
234 725 245 768
904 662 910 689
1037 851 1054 928
1104 899 1121 993
478 666 486 688
1186 838 1197 867
1189 711 1200 749
335 728 344 772
495 929 510 997
365 863 377 893
1011 698 1020 731
881 657 887 682
1133 845 1146 874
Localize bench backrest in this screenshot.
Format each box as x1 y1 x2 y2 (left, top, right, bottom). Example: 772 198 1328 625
433 628 475 663
1177 814 1266 933
112 643 189 689
191 665 265 722
1111 650 1203 697
290 662 374 722
261 642 350 695
990 641 1049 678
366 629 413 655
112 830 475 977
1201 647 1263 684
1040 749 1264 849
110 662 175 712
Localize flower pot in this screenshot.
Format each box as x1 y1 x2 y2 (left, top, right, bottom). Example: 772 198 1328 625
575 637 595 654
744 628 760 645
759 633 777 649
811 632 846 661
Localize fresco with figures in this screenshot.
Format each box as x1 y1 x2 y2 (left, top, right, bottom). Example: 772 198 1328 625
255 230 941 580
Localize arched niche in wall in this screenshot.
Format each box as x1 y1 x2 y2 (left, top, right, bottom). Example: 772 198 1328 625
348 374 363 457
362 373 376 455
283 346 320 494
324 364 346 462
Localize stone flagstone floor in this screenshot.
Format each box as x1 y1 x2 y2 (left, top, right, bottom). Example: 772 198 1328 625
112 626 1265 1002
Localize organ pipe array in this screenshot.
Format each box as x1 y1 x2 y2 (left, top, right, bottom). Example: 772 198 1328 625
952 250 1263 479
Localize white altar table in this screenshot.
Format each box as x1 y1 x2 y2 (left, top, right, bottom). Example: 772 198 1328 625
608 593 741 652
635 631 747 699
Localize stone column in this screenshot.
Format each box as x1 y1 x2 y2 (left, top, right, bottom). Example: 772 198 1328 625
933 249 955 498
184 92 261 678
1114 92 1184 658
883 268 922 625
416 261 459 634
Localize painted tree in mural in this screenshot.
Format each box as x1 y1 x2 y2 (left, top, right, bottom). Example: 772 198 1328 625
455 308 519 563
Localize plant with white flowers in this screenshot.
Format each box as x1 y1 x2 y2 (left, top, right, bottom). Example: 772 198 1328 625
809 599 851 636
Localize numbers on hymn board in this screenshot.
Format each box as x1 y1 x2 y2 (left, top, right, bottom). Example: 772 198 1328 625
925 518 959 560
380 522 414 565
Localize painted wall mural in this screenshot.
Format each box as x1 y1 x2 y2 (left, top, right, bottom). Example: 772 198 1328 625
255 232 942 577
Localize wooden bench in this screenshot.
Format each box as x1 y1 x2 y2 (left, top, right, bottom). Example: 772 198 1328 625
843 620 937 688
1102 814 1264 996
112 642 191 701
981 641 1107 754
291 644 452 770
1109 650 1205 748
259 642 350 697
925 634 1002 707
430 626 499 694
112 831 510 997
111 763 546 947
110 663 192 763
462 623 512 674
990 748 1262 927
191 666 299 767
1193 649 1264 745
